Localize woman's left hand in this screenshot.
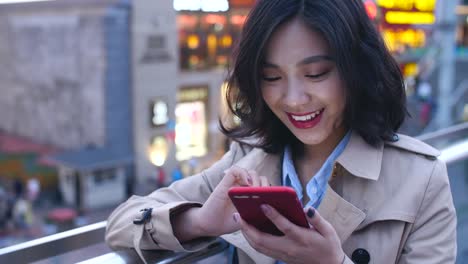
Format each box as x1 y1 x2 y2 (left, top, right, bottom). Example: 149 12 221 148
234 205 345 264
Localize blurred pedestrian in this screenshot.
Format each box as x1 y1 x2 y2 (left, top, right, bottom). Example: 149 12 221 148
12 197 33 230
13 178 23 199
26 177 40 204
156 166 166 187
171 166 184 182
416 77 436 127
0 185 8 230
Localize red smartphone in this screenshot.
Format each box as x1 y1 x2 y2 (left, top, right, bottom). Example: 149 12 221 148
228 186 309 236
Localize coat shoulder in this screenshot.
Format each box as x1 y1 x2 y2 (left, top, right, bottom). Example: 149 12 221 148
384 134 440 159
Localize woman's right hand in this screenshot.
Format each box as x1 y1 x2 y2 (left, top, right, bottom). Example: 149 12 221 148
195 166 270 237
173 166 270 241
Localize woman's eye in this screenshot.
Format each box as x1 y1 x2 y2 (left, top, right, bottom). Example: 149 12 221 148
305 71 328 79
262 76 281 82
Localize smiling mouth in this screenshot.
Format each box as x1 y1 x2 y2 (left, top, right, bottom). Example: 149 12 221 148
287 108 324 129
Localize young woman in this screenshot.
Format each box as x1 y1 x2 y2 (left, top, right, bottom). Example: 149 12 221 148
105 0 457 263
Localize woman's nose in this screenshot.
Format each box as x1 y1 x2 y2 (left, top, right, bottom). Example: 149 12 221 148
283 79 309 108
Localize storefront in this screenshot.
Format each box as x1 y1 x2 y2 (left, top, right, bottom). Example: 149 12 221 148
369 0 435 54
175 0 254 71
142 0 252 180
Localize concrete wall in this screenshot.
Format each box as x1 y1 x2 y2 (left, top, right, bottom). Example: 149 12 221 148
131 0 179 183
0 9 107 149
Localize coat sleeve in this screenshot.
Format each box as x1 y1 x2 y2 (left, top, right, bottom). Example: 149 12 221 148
398 159 457 263
105 141 248 252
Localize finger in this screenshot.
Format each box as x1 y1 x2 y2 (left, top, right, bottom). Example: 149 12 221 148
259 176 270 187
304 207 334 237
234 213 281 257
260 204 302 238
248 170 261 186
223 166 252 186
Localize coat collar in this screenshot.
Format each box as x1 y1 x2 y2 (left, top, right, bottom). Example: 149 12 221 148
336 131 383 181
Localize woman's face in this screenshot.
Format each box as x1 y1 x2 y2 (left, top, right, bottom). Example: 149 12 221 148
261 17 346 149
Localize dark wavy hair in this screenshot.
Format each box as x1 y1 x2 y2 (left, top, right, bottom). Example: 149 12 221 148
220 0 407 153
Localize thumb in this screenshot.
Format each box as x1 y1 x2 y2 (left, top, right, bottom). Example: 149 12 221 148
304 207 334 237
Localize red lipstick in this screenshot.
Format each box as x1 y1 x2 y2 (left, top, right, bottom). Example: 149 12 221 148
286 109 324 129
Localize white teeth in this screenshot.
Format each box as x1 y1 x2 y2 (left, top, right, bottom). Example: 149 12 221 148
291 109 322 121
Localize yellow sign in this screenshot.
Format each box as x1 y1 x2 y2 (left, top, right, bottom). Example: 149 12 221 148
377 0 436 12
178 87 208 102
383 28 426 52
403 63 419 77
385 11 435 25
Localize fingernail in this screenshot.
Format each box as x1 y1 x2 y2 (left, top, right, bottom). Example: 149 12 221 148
261 204 271 215
233 213 240 223
307 208 315 218
247 176 252 185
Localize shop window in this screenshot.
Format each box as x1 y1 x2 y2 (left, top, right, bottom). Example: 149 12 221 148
177 10 248 71
94 169 116 185
175 86 209 161
150 98 169 127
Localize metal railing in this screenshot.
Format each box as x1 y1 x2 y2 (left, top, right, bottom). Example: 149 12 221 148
416 121 468 145
0 123 467 264
0 220 229 264
0 221 107 263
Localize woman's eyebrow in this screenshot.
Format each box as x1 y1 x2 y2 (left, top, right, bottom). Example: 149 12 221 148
297 55 333 66
262 55 334 68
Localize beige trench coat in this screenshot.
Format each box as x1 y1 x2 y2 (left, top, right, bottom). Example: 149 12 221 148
105 132 457 263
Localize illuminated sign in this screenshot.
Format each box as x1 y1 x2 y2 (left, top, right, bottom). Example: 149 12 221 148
377 0 437 25
364 1 378 20
150 99 169 127
403 63 419 77
377 0 436 12
173 0 229 12
177 86 209 102
148 136 169 167
229 0 255 7
385 11 435 25
175 86 209 161
382 28 426 52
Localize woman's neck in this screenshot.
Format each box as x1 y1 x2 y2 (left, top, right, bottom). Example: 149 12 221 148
292 126 347 184
303 126 347 162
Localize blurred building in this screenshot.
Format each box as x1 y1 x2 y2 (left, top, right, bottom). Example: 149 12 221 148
0 0 255 209
0 0 132 209
0 0 466 210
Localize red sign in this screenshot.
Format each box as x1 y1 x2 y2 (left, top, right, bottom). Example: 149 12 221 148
364 0 378 20
229 0 255 8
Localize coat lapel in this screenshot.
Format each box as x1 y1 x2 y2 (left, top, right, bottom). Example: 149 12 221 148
318 185 366 243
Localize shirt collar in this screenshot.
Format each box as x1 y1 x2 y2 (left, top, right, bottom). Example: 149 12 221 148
282 145 303 196
282 130 382 184
282 131 352 194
